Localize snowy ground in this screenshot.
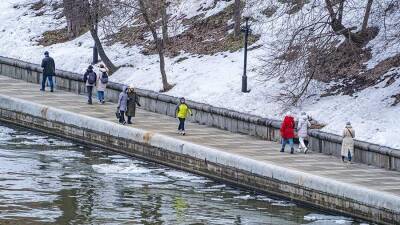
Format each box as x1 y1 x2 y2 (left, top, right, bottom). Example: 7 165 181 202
0 0 399 148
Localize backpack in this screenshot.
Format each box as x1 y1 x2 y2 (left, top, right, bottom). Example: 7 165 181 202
87 71 97 85
100 72 109 84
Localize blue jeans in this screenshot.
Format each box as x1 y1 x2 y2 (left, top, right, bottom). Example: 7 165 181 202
281 138 294 150
97 91 105 102
41 75 54 91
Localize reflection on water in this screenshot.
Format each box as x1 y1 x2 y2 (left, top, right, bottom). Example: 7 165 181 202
0 123 369 225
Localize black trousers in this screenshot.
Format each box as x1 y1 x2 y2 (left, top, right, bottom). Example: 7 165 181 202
87 86 93 103
119 111 126 123
178 118 185 131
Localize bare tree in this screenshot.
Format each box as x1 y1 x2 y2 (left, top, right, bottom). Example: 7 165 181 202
324 0 375 46
362 0 374 32
63 0 89 38
138 0 174 91
63 0 117 73
233 0 242 39
87 0 118 74
160 0 169 47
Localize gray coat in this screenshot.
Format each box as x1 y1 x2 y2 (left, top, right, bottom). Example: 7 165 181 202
118 86 128 111
126 91 140 117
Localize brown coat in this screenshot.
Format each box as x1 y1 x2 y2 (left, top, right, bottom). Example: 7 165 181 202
126 91 140 117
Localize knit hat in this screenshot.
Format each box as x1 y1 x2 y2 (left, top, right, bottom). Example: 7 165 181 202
44 51 49 56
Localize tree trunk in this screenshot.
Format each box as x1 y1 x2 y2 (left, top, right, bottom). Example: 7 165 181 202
89 28 118 74
138 0 173 92
63 0 89 39
362 0 373 32
337 0 345 24
160 0 169 47
233 0 242 39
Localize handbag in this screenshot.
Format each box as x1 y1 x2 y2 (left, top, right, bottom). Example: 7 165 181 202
115 108 121 119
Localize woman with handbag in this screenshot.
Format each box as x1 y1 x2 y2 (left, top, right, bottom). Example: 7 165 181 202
117 86 128 125
341 122 355 163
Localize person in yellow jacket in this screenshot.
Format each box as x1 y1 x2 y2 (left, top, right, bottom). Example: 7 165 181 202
175 97 192 135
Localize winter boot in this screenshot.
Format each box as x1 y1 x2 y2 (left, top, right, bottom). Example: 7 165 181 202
304 148 308 154
290 148 294 154
280 148 284 153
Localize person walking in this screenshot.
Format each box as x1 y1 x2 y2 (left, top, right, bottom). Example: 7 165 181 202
341 122 355 163
297 112 311 154
126 86 141 124
175 97 192 135
117 86 129 125
97 64 109 104
83 65 97 105
40 51 55 92
280 112 295 154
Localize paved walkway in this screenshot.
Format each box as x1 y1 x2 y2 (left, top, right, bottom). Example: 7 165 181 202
1 75 400 197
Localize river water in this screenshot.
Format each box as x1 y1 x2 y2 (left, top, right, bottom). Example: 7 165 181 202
0 122 369 225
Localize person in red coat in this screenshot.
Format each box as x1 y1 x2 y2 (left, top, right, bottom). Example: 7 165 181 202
280 112 295 154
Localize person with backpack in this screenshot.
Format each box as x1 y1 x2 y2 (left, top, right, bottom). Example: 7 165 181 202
341 122 355 163
175 97 192 135
97 64 109 104
297 112 312 154
117 86 129 125
126 86 141 124
40 51 55 92
280 112 296 154
83 65 97 105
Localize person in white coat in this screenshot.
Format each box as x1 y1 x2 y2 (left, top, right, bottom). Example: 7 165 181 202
297 112 311 154
341 122 355 162
96 64 109 104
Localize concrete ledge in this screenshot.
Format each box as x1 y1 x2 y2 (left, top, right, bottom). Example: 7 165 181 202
1 56 400 171
0 94 399 225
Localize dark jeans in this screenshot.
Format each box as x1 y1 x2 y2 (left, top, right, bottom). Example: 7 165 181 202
178 118 185 131
41 75 54 91
87 86 93 104
281 138 294 150
119 111 126 123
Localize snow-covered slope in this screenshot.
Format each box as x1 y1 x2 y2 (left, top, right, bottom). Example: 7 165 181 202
0 0 399 148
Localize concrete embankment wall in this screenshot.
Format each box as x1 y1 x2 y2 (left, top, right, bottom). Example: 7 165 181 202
0 56 400 172
0 94 399 225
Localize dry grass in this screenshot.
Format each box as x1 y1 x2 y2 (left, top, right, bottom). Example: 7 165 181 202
37 27 69 46
107 4 260 56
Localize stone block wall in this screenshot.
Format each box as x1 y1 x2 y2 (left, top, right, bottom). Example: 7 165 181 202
1 55 400 171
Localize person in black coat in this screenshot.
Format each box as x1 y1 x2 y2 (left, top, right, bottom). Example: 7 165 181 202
40 51 55 92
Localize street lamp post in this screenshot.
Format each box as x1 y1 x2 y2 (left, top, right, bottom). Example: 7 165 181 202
241 17 251 93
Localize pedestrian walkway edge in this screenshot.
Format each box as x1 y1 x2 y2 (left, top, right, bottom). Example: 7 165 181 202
0 93 398 225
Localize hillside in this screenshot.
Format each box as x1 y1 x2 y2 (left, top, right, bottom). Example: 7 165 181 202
0 0 399 148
